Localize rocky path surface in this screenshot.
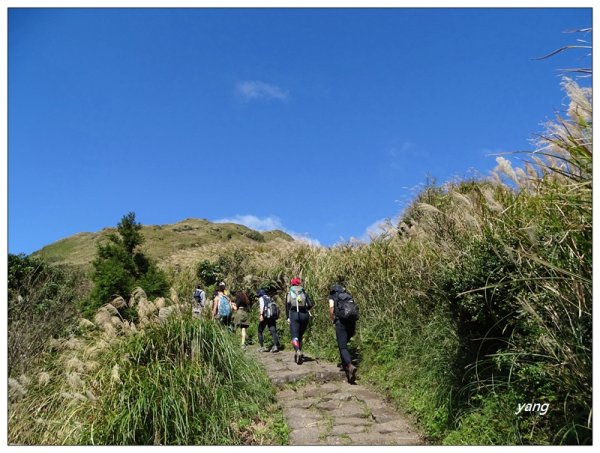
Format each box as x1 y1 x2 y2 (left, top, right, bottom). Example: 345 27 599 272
248 347 423 446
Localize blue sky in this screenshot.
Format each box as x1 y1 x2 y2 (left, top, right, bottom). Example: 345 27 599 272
7 7 592 254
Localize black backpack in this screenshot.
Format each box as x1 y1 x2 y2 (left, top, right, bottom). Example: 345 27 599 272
333 287 359 322
193 288 205 307
262 295 280 320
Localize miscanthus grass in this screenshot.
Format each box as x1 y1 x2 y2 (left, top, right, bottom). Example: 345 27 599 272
8 289 286 446
167 78 591 445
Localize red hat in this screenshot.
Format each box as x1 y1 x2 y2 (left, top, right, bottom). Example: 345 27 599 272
290 277 302 286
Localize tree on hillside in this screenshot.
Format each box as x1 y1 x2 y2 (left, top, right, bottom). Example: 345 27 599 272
87 212 169 318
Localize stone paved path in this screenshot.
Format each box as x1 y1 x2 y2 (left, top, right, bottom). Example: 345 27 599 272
249 347 423 446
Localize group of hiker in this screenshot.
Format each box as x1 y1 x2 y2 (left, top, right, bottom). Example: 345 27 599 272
192 277 359 384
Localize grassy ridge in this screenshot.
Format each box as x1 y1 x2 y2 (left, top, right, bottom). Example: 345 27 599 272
32 218 293 269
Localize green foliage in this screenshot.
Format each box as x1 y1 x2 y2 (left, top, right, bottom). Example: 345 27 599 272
88 212 169 317
216 249 246 289
8 297 288 446
7 253 87 376
85 316 278 445
245 230 265 242
117 211 144 254
442 392 523 445
196 259 225 287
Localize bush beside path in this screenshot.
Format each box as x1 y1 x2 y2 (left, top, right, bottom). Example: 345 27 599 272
248 347 423 446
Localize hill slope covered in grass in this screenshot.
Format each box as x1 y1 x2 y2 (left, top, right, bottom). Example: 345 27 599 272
10 77 591 446
166 78 592 445
32 218 294 269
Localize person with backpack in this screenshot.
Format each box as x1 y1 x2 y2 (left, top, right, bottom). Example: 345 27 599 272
256 288 280 353
212 282 233 328
192 284 206 317
233 290 251 347
286 277 313 365
329 284 359 384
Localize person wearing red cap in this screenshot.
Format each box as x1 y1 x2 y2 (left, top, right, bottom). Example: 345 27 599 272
285 277 313 364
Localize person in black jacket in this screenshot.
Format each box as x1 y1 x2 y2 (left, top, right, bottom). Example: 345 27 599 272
257 289 280 353
286 277 313 365
329 284 357 384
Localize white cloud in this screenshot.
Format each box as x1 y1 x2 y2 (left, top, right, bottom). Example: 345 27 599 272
236 80 289 101
360 216 400 242
288 232 321 247
213 214 320 247
214 214 284 231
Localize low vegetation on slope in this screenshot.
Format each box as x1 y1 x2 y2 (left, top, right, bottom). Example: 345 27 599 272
8 253 89 376
32 218 293 269
8 289 288 445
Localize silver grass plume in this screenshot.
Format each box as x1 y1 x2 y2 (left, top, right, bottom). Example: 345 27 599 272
103 303 120 317
79 318 96 330
18 374 31 386
111 364 122 385
66 372 84 390
65 336 84 350
8 378 27 396
482 187 503 212
493 156 519 186
450 190 473 209
38 372 51 386
66 357 85 373
94 308 112 327
417 203 441 215
110 295 127 309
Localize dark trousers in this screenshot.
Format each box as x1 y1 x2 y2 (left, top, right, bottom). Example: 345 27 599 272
258 318 280 347
218 315 232 327
335 319 356 368
289 310 310 351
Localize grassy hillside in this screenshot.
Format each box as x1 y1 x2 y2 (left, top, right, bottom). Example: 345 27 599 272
32 218 294 269
166 78 592 445
10 78 590 446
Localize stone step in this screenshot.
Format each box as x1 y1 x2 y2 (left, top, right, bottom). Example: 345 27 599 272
248 345 423 446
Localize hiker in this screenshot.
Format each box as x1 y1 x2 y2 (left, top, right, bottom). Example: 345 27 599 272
192 284 206 317
233 290 251 347
212 282 233 327
329 284 359 384
286 277 313 365
206 288 218 313
257 288 281 353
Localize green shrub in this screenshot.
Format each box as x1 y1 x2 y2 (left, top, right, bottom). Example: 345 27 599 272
8 253 88 376
87 212 169 317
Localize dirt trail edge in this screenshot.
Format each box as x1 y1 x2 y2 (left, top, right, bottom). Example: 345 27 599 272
248 347 424 446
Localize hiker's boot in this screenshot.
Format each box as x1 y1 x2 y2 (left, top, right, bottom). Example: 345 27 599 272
345 364 357 384
258 345 268 352
270 345 279 353
297 351 304 365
